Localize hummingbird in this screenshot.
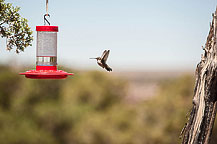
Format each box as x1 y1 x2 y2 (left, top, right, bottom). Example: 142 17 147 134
90 50 112 72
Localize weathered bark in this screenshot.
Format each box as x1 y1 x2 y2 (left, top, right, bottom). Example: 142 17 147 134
181 8 217 144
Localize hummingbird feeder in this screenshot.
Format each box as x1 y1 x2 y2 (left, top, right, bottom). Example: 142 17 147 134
20 3 73 79
20 25 73 79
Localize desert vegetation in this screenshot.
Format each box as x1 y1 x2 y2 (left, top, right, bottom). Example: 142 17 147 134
0 65 216 144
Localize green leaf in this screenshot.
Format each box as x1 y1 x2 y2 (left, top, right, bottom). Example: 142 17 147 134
0 0 33 53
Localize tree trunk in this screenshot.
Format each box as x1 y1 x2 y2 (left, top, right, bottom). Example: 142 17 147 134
181 8 217 144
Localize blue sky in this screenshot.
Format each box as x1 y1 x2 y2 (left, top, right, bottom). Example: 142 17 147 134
0 0 217 71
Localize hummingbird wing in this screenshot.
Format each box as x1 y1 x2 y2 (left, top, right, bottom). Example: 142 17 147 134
101 50 110 63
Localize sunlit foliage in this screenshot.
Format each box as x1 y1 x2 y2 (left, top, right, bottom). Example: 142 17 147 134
0 0 33 53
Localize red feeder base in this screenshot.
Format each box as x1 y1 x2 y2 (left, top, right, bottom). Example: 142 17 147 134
20 66 73 79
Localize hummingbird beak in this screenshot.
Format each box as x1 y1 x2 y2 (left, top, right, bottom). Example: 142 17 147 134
90 58 97 59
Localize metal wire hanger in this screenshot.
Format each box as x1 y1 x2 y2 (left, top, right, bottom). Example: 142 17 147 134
44 0 50 25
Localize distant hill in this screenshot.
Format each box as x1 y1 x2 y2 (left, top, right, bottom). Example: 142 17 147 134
113 70 194 102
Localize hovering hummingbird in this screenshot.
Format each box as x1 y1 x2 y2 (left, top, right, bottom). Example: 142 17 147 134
90 50 112 72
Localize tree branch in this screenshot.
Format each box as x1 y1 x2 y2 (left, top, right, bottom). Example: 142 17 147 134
181 8 217 144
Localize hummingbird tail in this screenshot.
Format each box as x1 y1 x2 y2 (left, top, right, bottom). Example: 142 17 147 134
105 65 112 72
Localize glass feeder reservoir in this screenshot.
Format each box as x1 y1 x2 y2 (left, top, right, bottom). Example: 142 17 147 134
20 26 73 79
36 26 58 66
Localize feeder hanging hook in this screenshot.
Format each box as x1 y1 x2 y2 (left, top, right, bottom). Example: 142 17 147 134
44 0 50 25
44 14 50 25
